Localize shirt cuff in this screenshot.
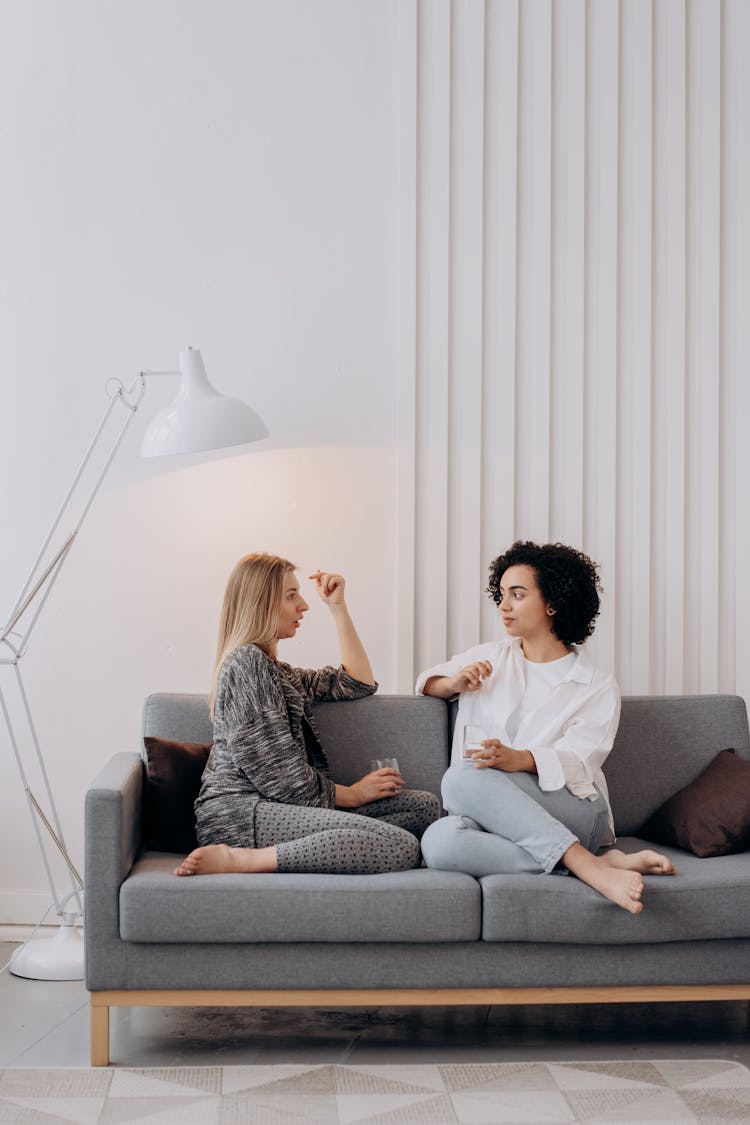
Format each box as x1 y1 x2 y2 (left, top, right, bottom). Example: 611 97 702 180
321 776 337 808
414 662 454 694
531 747 567 792
338 667 378 696
533 747 599 800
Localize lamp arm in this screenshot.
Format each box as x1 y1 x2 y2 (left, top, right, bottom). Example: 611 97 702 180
1 533 76 649
0 368 176 929
8 389 121 631
1 371 180 651
3 374 145 645
26 786 84 889
0 673 83 919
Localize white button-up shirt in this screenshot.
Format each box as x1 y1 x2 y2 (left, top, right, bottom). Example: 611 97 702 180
415 637 621 834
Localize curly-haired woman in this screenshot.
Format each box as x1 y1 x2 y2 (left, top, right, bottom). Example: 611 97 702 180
417 541 675 913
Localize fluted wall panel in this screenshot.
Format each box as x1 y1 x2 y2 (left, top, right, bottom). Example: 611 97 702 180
550 0 586 553
617 0 653 693
448 0 486 656
398 0 750 701
725 0 750 697
479 0 518 644
651 0 687 695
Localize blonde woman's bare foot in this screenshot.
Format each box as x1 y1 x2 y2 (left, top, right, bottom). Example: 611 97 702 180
562 844 644 913
174 844 277 876
602 848 676 876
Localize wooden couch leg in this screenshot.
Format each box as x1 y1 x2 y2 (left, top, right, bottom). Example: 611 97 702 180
91 1000 110 1066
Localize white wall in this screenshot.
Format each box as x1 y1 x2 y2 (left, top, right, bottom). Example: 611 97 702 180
2 0 749 926
0 0 401 924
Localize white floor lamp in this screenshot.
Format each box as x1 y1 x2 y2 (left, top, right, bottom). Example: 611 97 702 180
1 347 268 980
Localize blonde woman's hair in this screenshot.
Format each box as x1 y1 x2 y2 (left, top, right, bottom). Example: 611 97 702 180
209 552 296 716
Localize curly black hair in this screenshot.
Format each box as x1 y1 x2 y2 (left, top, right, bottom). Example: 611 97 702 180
486 541 602 646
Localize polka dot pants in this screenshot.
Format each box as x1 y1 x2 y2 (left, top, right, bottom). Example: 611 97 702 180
254 790 440 874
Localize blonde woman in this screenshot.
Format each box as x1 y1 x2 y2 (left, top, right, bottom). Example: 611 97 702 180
175 553 439 877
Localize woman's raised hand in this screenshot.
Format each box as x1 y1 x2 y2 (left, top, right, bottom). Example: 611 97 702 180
454 660 493 693
351 767 404 805
311 569 375 686
309 570 346 607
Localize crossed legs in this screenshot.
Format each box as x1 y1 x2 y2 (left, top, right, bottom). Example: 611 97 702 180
421 766 675 913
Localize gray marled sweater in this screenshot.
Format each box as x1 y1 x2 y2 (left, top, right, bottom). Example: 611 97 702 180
194 643 377 846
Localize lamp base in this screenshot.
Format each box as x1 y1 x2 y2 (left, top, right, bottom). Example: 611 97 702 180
9 919 84 981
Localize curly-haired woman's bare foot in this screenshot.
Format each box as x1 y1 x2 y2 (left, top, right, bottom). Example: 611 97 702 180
602 848 676 876
174 844 277 876
562 843 644 913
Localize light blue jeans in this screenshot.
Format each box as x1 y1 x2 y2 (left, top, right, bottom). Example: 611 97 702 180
421 763 612 877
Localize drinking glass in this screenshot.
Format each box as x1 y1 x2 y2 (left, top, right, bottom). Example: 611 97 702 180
463 725 488 759
369 757 401 774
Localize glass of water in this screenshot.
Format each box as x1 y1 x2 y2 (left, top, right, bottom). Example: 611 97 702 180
463 725 488 759
369 757 400 774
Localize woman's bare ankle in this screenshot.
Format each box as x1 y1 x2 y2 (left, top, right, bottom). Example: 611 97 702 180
174 843 278 876
602 848 676 876
246 846 278 873
562 843 644 914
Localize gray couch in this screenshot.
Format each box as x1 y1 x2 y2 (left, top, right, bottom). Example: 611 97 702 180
85 691 750 1065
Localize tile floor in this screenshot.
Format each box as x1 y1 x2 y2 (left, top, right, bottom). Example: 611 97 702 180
1 942 749 1071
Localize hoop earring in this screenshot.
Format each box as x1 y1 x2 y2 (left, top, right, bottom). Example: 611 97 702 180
546 607 555 616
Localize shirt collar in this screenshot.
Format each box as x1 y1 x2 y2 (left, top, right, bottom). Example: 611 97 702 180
507 637 595 686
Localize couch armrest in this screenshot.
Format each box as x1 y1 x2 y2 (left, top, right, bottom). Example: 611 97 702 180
84 752 143 990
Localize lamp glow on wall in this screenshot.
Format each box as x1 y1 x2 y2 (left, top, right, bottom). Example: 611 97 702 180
0 347 268 980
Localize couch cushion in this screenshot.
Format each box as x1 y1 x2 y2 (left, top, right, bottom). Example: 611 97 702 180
142 737 211 853
639 749 750 857
605 695 750 835
120 856 481 943
480 838 750 944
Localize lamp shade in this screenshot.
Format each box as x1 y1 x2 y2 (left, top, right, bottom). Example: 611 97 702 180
141 348 269 458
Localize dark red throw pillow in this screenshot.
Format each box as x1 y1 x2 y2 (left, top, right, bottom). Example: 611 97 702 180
639 749 750 857
142 736 211 853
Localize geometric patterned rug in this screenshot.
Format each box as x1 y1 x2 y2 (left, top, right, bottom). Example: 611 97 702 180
1 1060 749 1123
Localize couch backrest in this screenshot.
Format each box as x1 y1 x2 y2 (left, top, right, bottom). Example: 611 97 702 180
142 692 451 801
313 695 450 797
605 694 750 834
143 693 213 743
142 690 749 838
